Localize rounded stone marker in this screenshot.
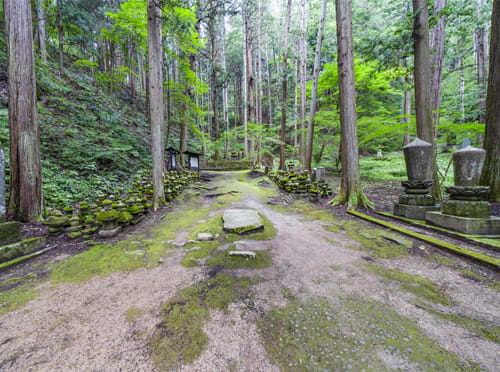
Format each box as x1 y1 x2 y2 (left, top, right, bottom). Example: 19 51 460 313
403 138 433 181
452 146 486 186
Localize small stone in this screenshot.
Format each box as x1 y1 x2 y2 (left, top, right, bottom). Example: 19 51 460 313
418 245 426 250
197 232 214 241
228 250 256 259
98 226 121 238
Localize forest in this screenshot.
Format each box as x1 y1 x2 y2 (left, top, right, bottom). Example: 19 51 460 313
0 0 499 220
1 1 500 371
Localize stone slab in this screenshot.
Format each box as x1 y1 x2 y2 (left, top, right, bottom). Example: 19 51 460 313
426 211 500 235
0 237 46 263
228 250 256 259
223 209 264 234
197 232 214 241
394 203 440 220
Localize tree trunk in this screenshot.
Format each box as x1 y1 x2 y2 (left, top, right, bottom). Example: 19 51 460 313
256 0 263 165
147 0 165 209
36 0 47 63
330 0 371 209
480 0 500 201
413 0 438 195
245 5 255 160
429 0 447 196
57 0 64 74
299 0 308 165
476 0 487 124
430 0 446 137
5 0 43 222
242 3 249 157
305 0 327 171
279 0 292 170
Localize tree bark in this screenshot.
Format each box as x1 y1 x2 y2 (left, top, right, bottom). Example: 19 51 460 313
36 0 47 63
430 0 446 137
279 0 292 170
475 0 487 124
299 0 308 165
480 0 500 201
242 3 249 157
330 0 371 209
413 0 438 195
305 0 327 172
57 0 64 74
5 0 43 222
147 0 165 209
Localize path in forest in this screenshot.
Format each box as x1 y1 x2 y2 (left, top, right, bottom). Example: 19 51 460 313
0 171 498 371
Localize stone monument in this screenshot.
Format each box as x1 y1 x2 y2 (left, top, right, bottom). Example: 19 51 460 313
426 146 500 235
394 138 440 220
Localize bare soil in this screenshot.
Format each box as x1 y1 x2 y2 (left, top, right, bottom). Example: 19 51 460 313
0 171 498 371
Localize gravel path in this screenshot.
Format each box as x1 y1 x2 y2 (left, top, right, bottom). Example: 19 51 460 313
0 171 499 371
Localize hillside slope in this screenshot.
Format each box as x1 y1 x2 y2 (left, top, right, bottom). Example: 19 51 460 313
0 62 152 209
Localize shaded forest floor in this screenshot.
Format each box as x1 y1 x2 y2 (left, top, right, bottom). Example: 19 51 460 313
0 170 499 371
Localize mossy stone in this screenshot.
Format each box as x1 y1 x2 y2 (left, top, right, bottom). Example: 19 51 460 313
117 211 133 224
44 215 69 227
67 231 82 240
0 222 22 244
96 209 120 222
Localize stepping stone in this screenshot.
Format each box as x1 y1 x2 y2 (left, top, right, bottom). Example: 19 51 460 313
223 209 264 234
198 232 214 241
228 250 256 259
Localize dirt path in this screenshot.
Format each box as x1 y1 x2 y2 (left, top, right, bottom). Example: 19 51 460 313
0 171 499 371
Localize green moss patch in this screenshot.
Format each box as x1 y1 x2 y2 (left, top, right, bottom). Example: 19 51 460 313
0 273 41 316
150 272 256 369
125 307 145 323
420 306 500 344
206 247 272 269
181 213 276 268
363 263 449 305
344 226 410 258
258 297 480 371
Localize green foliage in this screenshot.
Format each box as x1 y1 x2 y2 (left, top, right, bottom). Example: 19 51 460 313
35 62 151 207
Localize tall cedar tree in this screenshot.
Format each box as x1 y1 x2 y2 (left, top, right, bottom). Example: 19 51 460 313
147 0 166 209
412 0 437 187
480 0 500 201
331 0 371 209
5 0 43 222
305 0 327 171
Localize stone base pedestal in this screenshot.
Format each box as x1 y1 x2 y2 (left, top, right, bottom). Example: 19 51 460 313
394 203 440 220
426 212 500 235
441 200 491 218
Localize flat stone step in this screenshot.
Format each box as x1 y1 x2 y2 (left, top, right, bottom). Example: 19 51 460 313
0 236 46 263
222 209 264 234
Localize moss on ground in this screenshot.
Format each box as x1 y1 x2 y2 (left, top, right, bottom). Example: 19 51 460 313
363 263 449 305
272 200 337 223
0 272 41 316
428 254 500 291
258 297 480 371
181 213 277 268
344 226 410 259
206 247 272 269
150 272 256 370
420 306 500 344
125 307 145 322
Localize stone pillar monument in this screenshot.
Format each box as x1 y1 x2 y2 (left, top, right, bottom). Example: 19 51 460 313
426 146 500 234
394 138 440 219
